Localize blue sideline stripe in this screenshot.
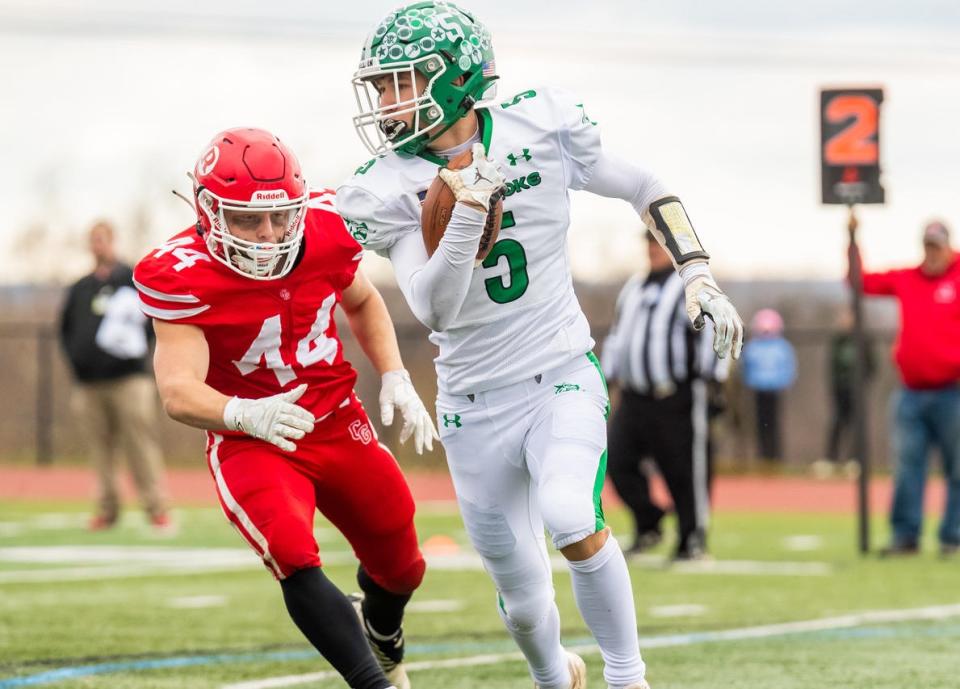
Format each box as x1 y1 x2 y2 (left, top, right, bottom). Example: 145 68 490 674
0 651 316 688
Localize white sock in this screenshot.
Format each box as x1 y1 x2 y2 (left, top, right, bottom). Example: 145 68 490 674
566 535 647 688
498 598 570 689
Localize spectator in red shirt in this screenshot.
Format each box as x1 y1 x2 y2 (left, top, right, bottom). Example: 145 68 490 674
853 218 960 557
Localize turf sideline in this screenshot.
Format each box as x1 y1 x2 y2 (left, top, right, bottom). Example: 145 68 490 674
222 603 960 689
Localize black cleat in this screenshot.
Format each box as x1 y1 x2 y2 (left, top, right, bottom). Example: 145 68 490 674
349 593 410 689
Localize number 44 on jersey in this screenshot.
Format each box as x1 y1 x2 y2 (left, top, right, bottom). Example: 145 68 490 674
233 294 339 387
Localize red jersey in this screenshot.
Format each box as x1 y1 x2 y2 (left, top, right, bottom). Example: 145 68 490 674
134 191 363 425
863 256 960 389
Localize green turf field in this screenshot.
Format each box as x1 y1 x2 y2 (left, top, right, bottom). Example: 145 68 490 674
0 500 957 688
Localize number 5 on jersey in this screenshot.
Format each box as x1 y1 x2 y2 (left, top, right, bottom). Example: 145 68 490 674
233 294 338 386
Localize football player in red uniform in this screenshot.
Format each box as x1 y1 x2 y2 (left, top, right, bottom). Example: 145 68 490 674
134 127 436 689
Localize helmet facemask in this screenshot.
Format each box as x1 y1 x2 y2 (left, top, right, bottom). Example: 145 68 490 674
352 55 450 157
197 187 307 280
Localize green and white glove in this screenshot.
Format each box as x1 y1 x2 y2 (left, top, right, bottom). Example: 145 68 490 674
438 143 506 212
680 263 744 360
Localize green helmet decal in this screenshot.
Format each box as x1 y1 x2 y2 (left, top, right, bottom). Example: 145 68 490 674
352 1 498 157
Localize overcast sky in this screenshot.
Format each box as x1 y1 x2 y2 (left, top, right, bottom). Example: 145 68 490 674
2 1 959 285
3 1 959 35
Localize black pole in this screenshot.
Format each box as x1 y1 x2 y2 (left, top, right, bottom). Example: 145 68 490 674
846 206 871 554
36 325 54 465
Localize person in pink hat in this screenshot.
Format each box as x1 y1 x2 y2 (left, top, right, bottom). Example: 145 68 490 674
740 308 797 462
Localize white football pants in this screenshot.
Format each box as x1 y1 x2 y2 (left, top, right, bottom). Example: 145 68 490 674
436 351 606 606
437 352 646 688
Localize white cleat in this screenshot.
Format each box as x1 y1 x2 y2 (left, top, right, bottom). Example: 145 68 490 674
566 652 587 689
623 681 652 689
384 664 410 689
537 651 586 689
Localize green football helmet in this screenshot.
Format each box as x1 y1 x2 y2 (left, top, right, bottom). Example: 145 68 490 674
352 1 498 157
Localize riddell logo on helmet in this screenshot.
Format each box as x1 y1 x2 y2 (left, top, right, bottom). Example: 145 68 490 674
252 190 289 202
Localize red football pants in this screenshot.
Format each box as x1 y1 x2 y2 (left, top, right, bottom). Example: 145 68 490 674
206 399 425 593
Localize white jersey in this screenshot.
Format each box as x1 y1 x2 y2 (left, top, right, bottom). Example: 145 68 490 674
337 86 604 395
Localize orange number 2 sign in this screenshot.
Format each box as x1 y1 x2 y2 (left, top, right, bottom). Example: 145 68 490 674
824 95 879 166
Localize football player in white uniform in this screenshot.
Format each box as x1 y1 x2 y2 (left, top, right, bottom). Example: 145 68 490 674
337 3 744 689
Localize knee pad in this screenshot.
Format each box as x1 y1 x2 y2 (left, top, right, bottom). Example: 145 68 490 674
497 582 555 632
539 474 596 548
377 552 426 594
537 396 607 547
360 521 426 594
459 498 518 559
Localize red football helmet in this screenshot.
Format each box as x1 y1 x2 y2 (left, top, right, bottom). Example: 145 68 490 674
192 128 308 280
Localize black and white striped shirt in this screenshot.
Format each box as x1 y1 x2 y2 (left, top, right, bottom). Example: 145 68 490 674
601 268 729 395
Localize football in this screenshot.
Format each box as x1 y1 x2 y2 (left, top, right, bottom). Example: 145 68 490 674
421 147 503 262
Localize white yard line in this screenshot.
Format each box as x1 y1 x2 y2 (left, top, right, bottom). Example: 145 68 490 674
221 603 960 689
625 551 830 575
0 522 24 537
222 652 525 689
405 599 465 614
167 595 228 609
0 546 263 582
664 558 831 576
631 603 960 649
0 545 832 584
782 535 824 551
649 604 708 618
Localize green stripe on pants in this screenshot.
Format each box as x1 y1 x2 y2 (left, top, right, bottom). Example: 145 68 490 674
586 351 609 531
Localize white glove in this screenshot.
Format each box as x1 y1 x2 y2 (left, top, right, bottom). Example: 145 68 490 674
681 265 744 360
438 142 506 212
379 369 439 455
223 383 316 452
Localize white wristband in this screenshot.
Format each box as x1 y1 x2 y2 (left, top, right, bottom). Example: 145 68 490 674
223 397 243 432
382 368 412 385
678 261 713 290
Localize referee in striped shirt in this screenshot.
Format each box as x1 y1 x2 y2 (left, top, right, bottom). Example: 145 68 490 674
602 232 729 560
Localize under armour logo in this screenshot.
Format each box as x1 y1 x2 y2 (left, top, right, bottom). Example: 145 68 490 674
441 414 462 428
506 149 532 166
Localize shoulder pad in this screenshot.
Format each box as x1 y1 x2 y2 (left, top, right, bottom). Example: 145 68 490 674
133 230 214 322
337 158 424 256
308 188 338 211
